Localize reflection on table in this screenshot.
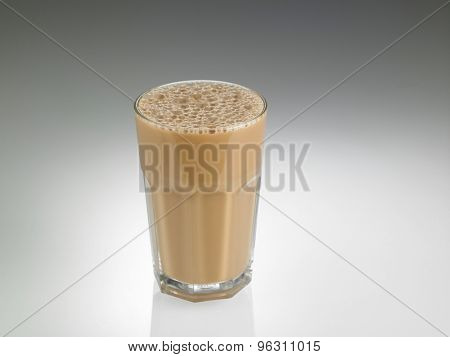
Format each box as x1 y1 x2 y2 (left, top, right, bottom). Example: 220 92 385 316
150 282 254 336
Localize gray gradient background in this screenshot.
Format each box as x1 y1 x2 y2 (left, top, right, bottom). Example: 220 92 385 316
0 0 449 336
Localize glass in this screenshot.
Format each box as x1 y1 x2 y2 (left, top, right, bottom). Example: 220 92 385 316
134 80 267 302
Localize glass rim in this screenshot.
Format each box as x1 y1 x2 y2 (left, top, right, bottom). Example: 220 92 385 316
133 80 267 133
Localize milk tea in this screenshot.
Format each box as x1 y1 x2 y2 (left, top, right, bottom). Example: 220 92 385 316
134 81 266 301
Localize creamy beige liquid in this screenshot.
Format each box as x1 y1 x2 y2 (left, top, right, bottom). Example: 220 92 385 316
135 81 266 285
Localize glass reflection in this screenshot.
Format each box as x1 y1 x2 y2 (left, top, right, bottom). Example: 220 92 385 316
150 282 254 336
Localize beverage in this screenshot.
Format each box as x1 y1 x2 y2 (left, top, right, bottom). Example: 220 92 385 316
134 81 266 302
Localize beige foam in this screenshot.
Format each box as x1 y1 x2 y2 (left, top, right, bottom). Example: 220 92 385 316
135 81 266 134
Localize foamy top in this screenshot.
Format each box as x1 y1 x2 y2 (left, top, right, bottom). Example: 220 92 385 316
135 81 266 134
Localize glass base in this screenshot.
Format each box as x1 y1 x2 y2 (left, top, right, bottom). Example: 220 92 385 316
156 268 252 302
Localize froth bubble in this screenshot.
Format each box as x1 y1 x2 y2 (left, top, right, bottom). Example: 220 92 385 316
135 81 265 134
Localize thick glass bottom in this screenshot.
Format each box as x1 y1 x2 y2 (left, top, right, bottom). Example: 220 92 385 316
156 267 252 302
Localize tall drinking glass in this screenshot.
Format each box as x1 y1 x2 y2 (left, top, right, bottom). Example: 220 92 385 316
134 80 266 302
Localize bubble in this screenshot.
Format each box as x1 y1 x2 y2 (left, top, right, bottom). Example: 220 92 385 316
136 81 265 134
